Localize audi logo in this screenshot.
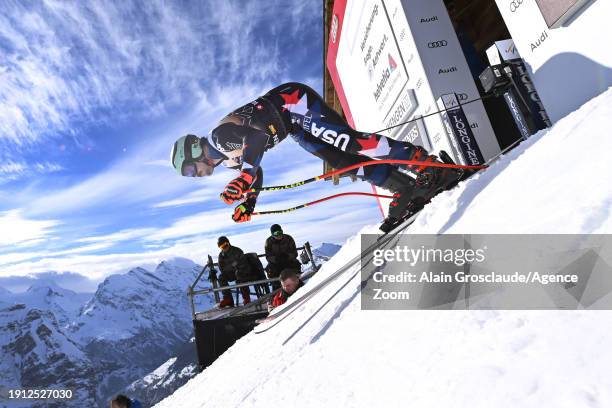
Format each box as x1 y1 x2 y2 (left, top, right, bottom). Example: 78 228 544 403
509 0 524 12
331 15 339 43
427 40 448 48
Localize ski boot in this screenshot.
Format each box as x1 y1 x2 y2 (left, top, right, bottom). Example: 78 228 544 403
378 168 418 233
380 196 426 233
409 147 465 203
378 148 464 233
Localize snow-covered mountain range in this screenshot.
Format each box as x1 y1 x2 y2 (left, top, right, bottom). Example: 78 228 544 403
0 258 207 407
0 244 339 407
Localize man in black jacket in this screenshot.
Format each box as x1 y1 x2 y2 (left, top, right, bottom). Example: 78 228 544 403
264 224 301 291
217 236 252 307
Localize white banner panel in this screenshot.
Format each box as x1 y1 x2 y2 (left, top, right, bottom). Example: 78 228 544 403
495 0 612 123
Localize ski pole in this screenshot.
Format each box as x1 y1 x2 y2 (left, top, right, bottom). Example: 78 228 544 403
247 159 486 193
251 192 393 216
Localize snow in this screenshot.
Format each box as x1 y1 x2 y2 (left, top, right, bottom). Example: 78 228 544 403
155 89 612 408
141 357 178 386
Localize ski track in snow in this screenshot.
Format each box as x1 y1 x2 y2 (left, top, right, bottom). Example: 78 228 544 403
155 88 612 408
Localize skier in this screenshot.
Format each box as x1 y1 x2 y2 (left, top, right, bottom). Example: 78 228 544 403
264 224 301 291
217 236 252 307
269 268 304 311
171 82 462 232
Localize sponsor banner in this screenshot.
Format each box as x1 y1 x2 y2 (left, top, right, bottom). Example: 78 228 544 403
508 60 552 129
495 0 612 123
361 234 612 310
503 89 531 140
328 0 501 217
403 0 500 163
332 0 415 132
487 39 551 130
437 94 486 166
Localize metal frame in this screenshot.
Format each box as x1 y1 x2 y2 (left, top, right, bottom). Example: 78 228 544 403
188 242 319 320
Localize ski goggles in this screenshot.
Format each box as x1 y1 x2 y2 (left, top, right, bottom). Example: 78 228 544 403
181 161 198 177
181 157 215 177
218 241 230 250
272 230 283 237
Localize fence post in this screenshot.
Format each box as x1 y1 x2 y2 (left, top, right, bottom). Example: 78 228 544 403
208 255 221 304
304 241 319 272
188 287 196 320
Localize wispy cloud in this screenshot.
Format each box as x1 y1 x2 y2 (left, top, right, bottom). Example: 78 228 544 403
76 228 157 244
0 0 314 148
0 160 63 184
0 210 60 247
0 203 378 283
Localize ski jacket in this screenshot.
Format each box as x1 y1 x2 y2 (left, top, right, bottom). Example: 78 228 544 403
210 93 290 198
264 234 300 271
218 246 250 282
272 280 304 307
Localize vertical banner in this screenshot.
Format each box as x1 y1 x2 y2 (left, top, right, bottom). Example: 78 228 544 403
503 89 531 140
437 94 486 165
485 39 552 137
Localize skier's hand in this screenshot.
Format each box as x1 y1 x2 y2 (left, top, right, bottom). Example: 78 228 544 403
232 197 256 223
220 171 256 204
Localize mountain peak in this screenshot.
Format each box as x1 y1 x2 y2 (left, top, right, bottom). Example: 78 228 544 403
26 280 74 296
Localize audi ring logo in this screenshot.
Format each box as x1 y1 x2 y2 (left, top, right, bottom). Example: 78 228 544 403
509 0 524 12
427 40 448 48
331 15 338 43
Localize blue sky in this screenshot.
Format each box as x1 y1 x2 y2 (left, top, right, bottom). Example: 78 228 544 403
0 0 381 292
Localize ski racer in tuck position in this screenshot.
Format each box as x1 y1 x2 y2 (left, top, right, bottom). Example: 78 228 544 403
170 82 463 232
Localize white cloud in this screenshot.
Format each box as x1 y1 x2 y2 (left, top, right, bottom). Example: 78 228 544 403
0 160 63 184
0 210 60 247
0 202 379 282
76 228 157 244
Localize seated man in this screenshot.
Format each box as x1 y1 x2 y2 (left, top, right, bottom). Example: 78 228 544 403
265 224 301 291
270 268 304 311
217 236 252 307
110 394 142 408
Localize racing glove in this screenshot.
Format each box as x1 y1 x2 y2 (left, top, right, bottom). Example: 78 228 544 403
232 196 256 223
221 171 256 204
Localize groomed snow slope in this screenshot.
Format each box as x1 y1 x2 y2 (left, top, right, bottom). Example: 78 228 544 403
156 88 612 408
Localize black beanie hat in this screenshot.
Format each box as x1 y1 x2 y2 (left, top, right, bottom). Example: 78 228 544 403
270 224 282 234
217 236 229 246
